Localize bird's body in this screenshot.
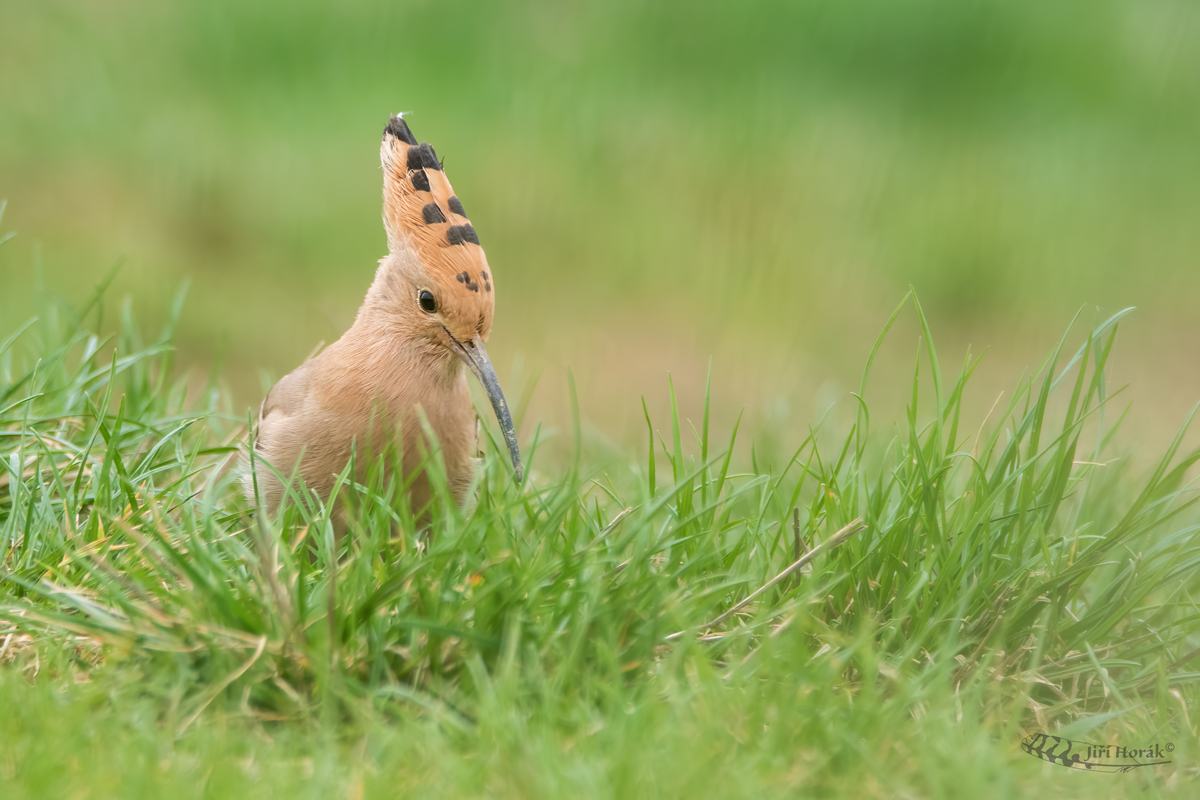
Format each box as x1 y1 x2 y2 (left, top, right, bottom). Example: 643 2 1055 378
246 116 522 517
249 302 480 512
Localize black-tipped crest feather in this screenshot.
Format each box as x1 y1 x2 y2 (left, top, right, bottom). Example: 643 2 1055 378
385 115 417 145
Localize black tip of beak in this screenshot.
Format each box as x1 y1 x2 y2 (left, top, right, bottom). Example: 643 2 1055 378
451 333 524 486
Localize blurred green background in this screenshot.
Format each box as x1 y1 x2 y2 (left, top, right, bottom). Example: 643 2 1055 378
3 0 1199 456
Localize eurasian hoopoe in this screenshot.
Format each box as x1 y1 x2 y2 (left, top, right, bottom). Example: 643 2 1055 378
245 115 522 517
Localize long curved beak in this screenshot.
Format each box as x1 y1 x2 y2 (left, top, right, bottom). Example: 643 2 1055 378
449 333 523 483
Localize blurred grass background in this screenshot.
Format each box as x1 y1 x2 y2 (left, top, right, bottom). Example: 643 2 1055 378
2 0 1199 458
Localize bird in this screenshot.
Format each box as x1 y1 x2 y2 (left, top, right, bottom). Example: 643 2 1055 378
244 114 522 520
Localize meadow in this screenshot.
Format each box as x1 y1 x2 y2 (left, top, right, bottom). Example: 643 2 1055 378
2 262 1197 798
2 0 1200 796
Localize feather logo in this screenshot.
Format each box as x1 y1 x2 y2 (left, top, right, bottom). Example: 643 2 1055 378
1021 733 1173 772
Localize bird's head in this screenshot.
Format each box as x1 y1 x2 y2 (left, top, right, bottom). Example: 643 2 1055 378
376 114 522 482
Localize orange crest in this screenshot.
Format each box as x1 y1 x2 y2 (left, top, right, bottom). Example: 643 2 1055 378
380 116 494 301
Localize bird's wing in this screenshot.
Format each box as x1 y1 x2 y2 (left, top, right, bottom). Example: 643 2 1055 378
253 363 314 453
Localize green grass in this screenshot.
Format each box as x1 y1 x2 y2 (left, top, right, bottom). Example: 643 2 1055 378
2 267 1197 797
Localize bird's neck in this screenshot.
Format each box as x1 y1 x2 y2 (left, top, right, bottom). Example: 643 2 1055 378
343 310 464 388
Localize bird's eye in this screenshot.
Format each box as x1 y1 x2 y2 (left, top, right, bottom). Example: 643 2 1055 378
418 290 437 313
